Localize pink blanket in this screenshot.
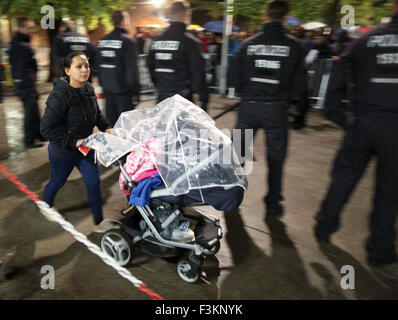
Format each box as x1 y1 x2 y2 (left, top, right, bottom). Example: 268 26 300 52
119 138 162 196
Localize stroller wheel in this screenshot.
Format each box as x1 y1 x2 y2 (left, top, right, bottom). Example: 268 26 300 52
203 242 220 256
101 229 134 267
177 259 201 283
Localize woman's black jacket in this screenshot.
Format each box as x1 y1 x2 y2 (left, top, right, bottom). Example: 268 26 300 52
40 77 110 150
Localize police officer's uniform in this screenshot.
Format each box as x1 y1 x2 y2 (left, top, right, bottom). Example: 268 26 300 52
52 28 96 78
233 21 306 211
8 31 41 147
315 13 398 265
97 27 140 126
146 21 208 105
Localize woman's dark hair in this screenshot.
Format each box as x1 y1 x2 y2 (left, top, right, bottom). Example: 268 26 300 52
63 51 88 76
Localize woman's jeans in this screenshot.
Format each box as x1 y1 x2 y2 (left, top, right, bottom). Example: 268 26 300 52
43 151 103 224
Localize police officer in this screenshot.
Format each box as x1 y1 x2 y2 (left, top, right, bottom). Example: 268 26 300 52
146 1 208 108
8 17 43 148
52 21 96 79
314 0 398 267
97 10 140 126
233 0 306 218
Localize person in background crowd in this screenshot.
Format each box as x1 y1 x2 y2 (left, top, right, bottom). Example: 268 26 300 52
228 33 241 55
330 29 352 59
290 27 305 40
198 31 209 53
135 27 145 54
303 30 315 55
143 29 154 54
233 0 307 219
97 10 140 126
188 29 199 40
52 20 97 79
146 1 208 110
312 29 332 59
288 27 310 130
8 17 43 149
40 51 113 233
314 0 398 267
208 33 222 87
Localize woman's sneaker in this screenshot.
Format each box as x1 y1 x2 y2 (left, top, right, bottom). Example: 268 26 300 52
171 221 195 242
93 220 118 233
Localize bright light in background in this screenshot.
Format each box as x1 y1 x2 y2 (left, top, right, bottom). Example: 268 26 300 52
151 0 165 8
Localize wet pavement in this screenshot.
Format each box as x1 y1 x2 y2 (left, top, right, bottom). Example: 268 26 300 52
0 85 397 300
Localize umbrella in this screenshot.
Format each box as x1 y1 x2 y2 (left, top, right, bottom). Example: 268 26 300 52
301 21 327 30
203 21 240 33
284 16 301 26
187 24 204 31
136 16 169 29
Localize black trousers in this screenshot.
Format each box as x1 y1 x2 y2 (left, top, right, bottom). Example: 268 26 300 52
157 90 193 104
15 86 41 146
316 119 398 258
235 100 288 207
104 93 135 127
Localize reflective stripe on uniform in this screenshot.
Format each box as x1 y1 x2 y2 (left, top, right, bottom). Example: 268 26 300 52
155 68 175 73
370 78 398 84
100 64 116 69
250 77 280 84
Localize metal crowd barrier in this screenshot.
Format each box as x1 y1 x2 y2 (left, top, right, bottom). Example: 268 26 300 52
137 53 236 97
308 59 335 109
203 53 235 92
138 54 155 95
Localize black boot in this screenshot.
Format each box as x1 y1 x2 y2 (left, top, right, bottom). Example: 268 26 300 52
25 142 44 149
366 240 398 267
368 252 398 267
265 203 284 220
314 223 330 244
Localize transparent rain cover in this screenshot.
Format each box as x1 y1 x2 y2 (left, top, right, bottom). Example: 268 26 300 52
83 94 247 196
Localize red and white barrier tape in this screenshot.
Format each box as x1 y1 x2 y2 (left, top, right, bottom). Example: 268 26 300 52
0 164 165 300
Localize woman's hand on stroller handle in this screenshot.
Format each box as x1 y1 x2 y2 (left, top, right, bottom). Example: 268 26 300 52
76 139 84 148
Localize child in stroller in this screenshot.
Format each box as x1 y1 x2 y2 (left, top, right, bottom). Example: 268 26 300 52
117 137 196 243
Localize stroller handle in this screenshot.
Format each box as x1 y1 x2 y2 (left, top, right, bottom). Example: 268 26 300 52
115 159 135 190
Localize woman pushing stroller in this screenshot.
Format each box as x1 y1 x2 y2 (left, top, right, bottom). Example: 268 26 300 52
40 51 114 233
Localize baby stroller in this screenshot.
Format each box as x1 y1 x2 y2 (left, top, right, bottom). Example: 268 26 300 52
83 95 247 283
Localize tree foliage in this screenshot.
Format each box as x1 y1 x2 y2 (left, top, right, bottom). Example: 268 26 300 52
190 0 394 30
1 0 394 31
339 0 393 26
0 0 132 30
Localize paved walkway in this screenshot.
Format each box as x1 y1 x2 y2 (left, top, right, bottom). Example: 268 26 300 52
0 87 397 300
